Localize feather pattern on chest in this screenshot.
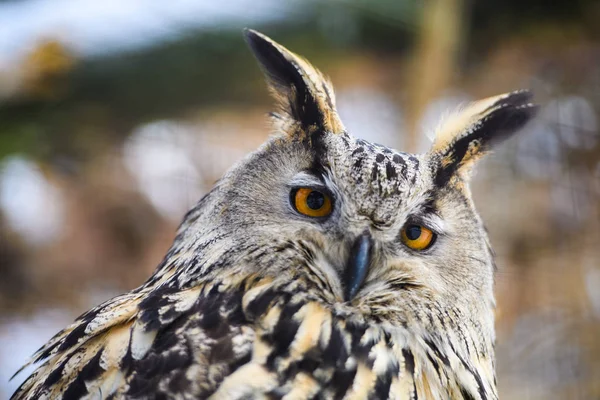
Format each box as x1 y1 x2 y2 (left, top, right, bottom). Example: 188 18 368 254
13 273 496 399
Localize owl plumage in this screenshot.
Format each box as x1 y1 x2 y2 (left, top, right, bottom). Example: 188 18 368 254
11 30 537 400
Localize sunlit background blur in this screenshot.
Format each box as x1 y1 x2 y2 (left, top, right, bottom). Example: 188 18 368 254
0 0 599 398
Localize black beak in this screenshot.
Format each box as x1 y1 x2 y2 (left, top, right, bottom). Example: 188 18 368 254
344 232 373 301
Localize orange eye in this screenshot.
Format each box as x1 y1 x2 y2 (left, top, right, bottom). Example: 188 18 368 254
292 188 332 218
400 224 436 251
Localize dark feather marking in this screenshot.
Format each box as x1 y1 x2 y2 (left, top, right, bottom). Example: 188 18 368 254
57 323 89 353
331 367 357 400
244 287 277 320
389 282 422 292
297 242 318 267
385 162 397 180
266 300 303 368
62 350 104 399
373 346 397 400
488 89 533 110
409 156 419 169
154 392 169 400
268 111 283 120
292 357 320 376
346 320 367 350
42 357 69 388
420 195 437 215
402 348 415 375
426 351 442 378
402 348 419 400
352 147 365 156
224 291 246 325
273 241 295 254
372 373 392 400
446 341 487 400
340 135 350 148
308 152 327 181
392 154 408 176
424 339 451 367
371 165 379 182
201 309 230 340
323 323 349 367
167 371 192 396
126 331 193 396
460 387 477 400
138 289 179 332
354 330 377 364
353 157 364 171
33 332 65 363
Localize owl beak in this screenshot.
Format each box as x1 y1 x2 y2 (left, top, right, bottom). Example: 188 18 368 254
344 232 373 301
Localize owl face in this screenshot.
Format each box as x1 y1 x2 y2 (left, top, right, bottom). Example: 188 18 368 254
215 125 491 313
177 30 535 324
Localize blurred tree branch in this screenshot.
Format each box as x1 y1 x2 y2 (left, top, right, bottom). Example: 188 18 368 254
406 0 465 152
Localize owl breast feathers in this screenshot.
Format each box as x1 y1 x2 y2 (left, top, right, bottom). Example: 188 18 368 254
11 30 537 400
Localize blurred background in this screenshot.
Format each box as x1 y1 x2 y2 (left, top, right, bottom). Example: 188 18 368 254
0 0 599 398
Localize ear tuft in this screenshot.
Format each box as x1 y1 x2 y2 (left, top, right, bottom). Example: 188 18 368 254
430 90 538 186
244 29 344 135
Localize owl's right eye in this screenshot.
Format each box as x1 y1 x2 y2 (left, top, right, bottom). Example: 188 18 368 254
291 188 333 218
400 224 436 251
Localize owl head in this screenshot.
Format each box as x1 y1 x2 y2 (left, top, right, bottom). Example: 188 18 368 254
172 30 536 330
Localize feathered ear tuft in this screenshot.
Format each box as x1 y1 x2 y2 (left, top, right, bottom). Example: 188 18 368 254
429 90 538 186
244 29 344 135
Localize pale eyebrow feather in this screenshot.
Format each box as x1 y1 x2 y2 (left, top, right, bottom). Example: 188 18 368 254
419 213 447 236
287 172 326 188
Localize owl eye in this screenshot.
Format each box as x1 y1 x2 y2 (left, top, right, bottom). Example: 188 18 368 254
400 224 436 251
292 188 333 218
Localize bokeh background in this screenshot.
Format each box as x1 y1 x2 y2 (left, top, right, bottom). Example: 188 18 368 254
0 0 599 398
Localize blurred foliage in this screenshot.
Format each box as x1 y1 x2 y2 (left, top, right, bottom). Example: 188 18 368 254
1 0 599 167
21 40 76 100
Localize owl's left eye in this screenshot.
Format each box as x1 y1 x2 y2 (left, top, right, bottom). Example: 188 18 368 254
400 224 436 251
291 188 333 218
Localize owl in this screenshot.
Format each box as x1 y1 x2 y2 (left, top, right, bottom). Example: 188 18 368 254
11 30 537 400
